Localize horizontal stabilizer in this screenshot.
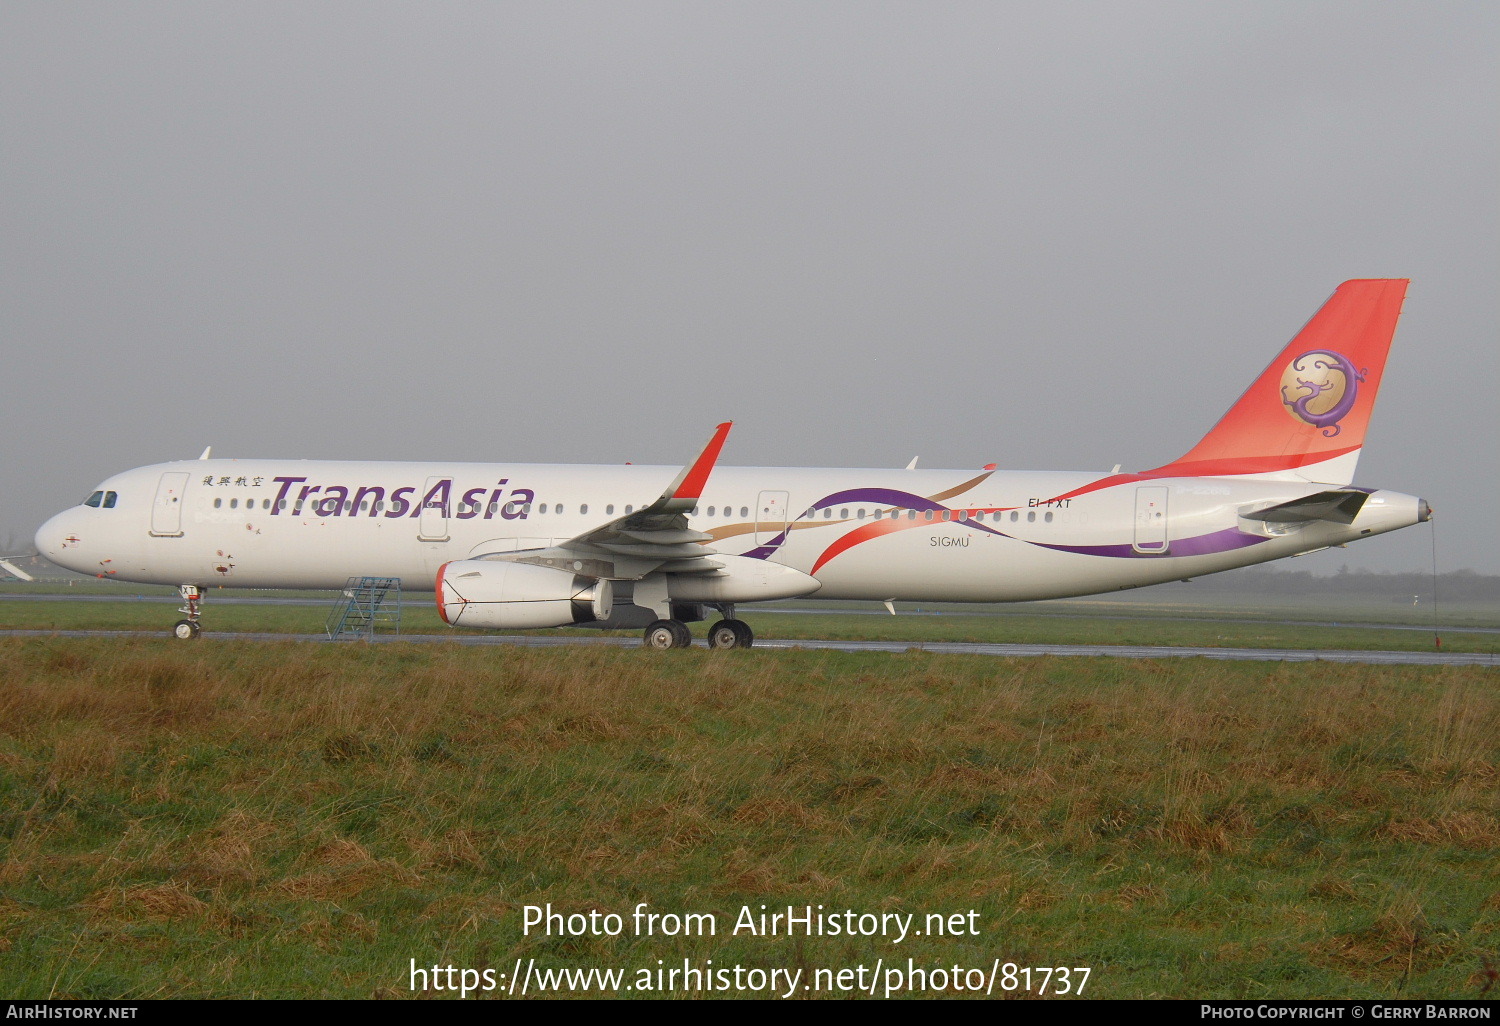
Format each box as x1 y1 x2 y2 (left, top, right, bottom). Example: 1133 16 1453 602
1241 490 1369 525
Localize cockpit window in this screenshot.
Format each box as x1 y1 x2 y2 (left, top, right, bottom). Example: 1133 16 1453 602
103 491 118 509
84 491 104 507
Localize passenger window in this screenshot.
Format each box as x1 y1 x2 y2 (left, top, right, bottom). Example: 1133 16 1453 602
707 506 716 516
823 509 832 519
1010 511 1019 522
624 505 633 514
1027 511 1036 522
606 504 614 515
230 499 238 509
857 509 866 519
908 510 917 520
539 503 548 514
214 499 222 508
840 508 849 519
84 491 103 507
1045 511 1054 523
924 511 933 522
556 504 565 515
740 507 748 518
580 504 589 515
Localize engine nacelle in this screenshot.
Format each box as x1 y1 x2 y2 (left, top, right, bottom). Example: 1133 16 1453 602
436 560 613 629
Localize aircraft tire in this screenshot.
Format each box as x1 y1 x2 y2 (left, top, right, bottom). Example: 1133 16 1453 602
643 619 692 649
172 619 202 640
707 619 754 649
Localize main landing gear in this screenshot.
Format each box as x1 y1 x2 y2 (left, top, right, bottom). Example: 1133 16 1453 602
641 617 755 650
172 584 203 639
707 619 754 650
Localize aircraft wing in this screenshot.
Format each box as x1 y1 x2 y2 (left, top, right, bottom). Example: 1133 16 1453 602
0 558 35 582
473 422 733 580
1241 489 1370 525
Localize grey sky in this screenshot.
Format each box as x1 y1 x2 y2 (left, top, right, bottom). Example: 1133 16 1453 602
4 2 1496 574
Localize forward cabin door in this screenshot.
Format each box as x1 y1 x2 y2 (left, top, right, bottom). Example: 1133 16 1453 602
1133 486 1169 554
755 490 790 546
418 476 450 542
149 472 190 537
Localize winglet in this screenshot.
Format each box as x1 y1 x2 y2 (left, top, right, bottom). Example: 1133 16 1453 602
652 422 732 512
0 558 35 582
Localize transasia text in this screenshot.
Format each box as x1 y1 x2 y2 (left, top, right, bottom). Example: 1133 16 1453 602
268 477 536 520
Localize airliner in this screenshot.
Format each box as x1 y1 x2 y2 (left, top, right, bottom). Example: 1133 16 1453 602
34 279 1428 648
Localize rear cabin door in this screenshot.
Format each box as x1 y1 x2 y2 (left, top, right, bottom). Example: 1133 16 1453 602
149 472 190 537
1132 486 1169 554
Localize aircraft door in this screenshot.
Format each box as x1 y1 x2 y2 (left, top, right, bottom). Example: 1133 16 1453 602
418 476 450 542
1133 486 1169 554
149 472 190 537
755 490 790 546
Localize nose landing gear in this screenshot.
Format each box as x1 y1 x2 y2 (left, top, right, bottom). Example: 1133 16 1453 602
172 585 203 639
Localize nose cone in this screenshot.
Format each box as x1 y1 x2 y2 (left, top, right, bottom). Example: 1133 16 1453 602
34 508 88 573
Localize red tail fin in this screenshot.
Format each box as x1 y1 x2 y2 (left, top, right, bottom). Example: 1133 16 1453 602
1147 279 1408 484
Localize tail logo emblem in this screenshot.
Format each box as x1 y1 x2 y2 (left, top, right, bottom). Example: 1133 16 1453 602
1279 350 1366 437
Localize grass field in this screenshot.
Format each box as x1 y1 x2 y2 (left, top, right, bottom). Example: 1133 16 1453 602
4 583 1498 655
1 638 1496 999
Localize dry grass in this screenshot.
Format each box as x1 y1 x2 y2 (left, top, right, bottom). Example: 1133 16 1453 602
0 637 1495 998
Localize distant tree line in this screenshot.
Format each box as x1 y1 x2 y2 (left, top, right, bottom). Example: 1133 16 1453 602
1186 567 1500 602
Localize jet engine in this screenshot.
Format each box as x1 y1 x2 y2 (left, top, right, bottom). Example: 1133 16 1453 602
436 560 613 629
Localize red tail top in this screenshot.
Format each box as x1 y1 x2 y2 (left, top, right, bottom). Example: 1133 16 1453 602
1148 279 1408 481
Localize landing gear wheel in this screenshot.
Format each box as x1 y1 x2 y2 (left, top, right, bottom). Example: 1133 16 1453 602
643 619 693 649
175 584 203 639
707 619 754 649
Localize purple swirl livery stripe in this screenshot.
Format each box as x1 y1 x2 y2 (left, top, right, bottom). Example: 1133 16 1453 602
740 484 1269 565
1026 526 1269 560
741 486 1006 560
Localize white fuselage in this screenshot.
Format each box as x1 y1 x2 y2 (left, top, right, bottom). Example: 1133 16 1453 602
35 458 1425 603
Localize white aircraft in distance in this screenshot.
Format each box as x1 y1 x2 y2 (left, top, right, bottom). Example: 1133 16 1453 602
36 279 1428 649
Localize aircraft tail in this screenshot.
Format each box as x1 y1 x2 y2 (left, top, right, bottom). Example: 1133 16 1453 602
1146 279 1409 486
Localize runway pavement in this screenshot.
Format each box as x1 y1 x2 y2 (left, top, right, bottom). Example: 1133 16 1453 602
1 628 1494 667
